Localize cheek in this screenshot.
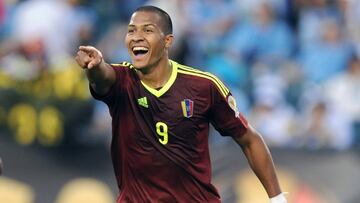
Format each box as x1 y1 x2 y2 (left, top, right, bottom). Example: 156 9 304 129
125 36 131 49
151 38 165 55
151 47 163 59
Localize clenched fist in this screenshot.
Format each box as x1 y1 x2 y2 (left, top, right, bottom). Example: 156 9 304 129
75 46 104 69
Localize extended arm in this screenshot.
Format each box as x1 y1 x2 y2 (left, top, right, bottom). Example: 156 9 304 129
75 46 116 95
233 125 284 200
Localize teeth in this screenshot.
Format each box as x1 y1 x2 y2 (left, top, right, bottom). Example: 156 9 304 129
133 47 148 51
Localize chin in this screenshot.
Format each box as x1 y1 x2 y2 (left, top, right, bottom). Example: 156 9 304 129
131 54 163 71
132 58 159 70
132 60 149 69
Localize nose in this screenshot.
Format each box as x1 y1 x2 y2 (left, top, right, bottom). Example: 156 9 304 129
131 31 144 42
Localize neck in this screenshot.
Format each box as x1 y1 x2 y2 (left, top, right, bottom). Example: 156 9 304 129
137 57 172 89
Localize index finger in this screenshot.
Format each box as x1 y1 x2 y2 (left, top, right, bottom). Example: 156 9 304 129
79 46 97 53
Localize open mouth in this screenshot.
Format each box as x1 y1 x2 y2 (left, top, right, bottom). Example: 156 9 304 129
132 46 149 57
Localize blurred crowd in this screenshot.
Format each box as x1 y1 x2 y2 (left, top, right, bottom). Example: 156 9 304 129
0 0 359 151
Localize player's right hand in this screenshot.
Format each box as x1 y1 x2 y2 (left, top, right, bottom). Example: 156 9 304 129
75 46 104 69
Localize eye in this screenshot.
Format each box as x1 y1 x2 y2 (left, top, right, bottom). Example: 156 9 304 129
127 29 135 34
145 28 153 33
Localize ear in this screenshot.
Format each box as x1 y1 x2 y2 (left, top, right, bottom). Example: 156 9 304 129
164 34 174 49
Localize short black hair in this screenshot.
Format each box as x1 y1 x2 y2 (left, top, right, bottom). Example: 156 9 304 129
134 5 173 35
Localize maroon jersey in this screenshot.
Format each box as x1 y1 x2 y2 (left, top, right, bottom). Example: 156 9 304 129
90 60 249 203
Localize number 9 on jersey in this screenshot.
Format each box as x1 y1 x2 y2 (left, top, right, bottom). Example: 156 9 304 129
156 122 168 145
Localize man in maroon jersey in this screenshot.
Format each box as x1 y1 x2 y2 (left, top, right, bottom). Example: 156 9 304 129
76 5 287 203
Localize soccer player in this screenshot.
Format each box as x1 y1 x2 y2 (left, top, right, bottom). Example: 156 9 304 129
76 6 287 203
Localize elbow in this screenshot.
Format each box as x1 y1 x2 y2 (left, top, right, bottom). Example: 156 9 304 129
234 125 265 149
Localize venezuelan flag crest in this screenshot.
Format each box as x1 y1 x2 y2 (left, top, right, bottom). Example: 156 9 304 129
181 99 194 118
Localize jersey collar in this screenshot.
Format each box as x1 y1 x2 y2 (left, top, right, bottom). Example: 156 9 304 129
140 60 178 98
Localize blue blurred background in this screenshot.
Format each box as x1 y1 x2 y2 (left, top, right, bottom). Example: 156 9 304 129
0 0 360 202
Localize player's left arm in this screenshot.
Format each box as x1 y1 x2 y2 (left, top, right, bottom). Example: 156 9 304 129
207 78 286 202
232 125 286 202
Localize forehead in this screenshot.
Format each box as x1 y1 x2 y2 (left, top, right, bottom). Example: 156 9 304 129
129 11 162 27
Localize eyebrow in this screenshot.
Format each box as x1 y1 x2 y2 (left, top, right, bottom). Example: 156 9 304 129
128 23 157 28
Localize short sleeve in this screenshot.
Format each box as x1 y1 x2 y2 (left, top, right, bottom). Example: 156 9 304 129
89 64 129 107
209 83 248 138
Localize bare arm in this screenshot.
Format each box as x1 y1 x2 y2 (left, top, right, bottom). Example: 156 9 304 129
75 46 116 95
233 125 282 198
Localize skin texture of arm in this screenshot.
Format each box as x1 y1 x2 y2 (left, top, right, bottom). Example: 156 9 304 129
75 46 116 95
232 125 282 198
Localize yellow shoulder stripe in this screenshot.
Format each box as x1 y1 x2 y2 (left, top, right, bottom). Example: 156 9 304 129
178 65 229 93
178 69 228 98
110 61 134 69
178 65 229 98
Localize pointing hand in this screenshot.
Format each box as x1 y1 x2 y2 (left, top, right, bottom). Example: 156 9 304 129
75 46 103 69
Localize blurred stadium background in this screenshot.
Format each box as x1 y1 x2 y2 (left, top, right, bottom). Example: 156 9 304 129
0 0 360 202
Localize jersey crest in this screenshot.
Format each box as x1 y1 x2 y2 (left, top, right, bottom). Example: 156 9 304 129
181 99 194 118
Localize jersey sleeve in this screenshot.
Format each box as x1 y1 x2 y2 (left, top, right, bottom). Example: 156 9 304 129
89 63 129 107
208 82 249 138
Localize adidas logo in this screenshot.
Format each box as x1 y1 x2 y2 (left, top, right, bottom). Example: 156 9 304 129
137 97 148 108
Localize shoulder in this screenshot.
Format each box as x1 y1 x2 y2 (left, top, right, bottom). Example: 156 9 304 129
108 61 138 87
110 61 138 78
110 61 135 70
175 61 229 98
